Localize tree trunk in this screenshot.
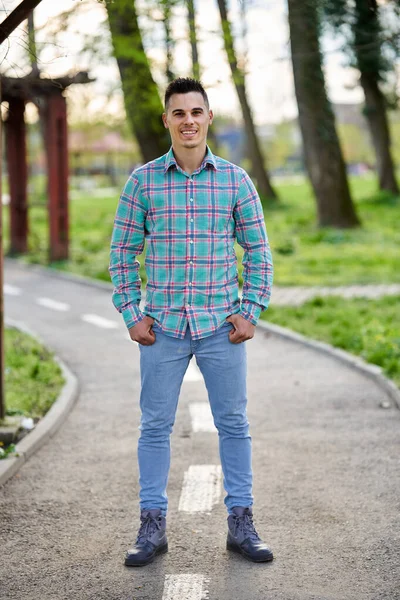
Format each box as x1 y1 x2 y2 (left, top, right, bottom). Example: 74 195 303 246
216 0 277 200
186 0 219 152
288 0 360 228
106 0 169 163
187 0 200 80
361 74 399 194
353 0 399 195
27 11 39 76
161 0 175 82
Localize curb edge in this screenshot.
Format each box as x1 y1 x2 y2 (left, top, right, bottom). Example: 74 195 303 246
0 319 79 486
257 319 400 410
4 256 114 292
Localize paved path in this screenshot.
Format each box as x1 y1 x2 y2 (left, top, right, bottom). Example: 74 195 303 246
271 284 400 306
1 261 399 600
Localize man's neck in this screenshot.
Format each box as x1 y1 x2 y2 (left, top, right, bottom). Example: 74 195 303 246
172 144 207 176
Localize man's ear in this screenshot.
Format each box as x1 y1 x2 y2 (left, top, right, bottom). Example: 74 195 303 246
209 109 214 125
162 113 169 129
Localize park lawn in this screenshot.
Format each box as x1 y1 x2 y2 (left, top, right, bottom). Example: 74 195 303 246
3 173 399 287
4 328 65 420
261 295 400 387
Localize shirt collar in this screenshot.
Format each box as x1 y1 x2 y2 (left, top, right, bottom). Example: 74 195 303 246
164 145 218 174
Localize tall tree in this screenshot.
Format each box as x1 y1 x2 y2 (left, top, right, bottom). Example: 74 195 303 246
324 0 399 195
187 0 200 80
216 0 277 200
288 0 360 227
27 11 39 76
106 0 169 163
186 0 219 152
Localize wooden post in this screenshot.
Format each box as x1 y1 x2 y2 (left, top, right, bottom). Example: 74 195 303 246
44 93 69 262
5 97 28 255
0 79 5 421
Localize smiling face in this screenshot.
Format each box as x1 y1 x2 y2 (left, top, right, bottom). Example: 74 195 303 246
162 92 213 152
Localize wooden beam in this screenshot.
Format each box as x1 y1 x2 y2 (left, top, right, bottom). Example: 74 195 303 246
0 78 4 420
45 94 69 262
0 0 45 421
0 0 43 46
1 72 94 101
6 98 28 255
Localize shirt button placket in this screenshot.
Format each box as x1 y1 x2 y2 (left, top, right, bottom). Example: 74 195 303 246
188 176 195 308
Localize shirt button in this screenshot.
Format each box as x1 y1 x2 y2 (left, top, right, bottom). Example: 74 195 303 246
186 303 191 307
190 218 194 222
189 260 193 265
189 282 193 285
189 198 194 202
190 240 193 244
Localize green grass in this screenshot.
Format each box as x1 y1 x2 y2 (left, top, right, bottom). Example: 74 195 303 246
261 295 400 386
4 328 65 419
3 173 400 286
259 174 400 286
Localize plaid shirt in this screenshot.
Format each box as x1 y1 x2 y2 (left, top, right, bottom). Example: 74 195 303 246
109 146 273 340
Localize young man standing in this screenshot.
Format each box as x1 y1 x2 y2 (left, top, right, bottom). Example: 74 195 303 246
109 78 273 566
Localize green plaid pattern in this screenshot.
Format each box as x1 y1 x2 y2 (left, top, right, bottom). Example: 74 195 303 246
109 147 273 340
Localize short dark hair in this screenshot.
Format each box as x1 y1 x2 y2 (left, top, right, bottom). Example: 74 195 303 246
164 77 209 110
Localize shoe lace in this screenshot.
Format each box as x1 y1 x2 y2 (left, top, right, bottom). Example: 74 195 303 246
234 513 260 542
136 515 161 544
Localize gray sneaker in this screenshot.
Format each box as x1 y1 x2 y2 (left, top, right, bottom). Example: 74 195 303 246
125 509 168 566
227 506 273 563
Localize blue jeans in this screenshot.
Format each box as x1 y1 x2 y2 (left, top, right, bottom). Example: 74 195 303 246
138 321 253 516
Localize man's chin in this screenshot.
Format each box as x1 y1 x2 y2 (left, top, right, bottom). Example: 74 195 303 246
181 139 201 148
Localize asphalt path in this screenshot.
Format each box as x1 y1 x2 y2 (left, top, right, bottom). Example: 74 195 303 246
1 261 399 600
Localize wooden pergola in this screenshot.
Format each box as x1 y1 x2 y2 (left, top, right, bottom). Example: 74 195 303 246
1 71 92 261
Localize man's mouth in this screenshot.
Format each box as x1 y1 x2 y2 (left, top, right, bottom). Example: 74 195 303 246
181 129 197 137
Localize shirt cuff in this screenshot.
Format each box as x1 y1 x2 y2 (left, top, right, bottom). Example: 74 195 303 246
239 301 262 325
121 304 146 330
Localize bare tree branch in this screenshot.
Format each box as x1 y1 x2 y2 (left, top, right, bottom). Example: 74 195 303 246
0 0 43 45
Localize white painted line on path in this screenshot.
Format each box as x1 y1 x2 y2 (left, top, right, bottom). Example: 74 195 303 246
81 314 119 329
36 297 70 312
162 574 207 600
189 402 216 433
178 465 222 513
184 359 203 382
4 284 21 296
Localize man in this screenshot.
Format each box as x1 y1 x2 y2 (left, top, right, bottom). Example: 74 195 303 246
109 78 273 566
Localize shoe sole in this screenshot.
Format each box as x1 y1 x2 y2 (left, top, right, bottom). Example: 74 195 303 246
124 542 168 567
227 541 273 563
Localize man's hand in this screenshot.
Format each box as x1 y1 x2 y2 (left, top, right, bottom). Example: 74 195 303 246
226 314 255 344
129 316 156 346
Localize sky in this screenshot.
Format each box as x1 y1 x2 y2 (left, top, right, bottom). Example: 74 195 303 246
0 0 366 126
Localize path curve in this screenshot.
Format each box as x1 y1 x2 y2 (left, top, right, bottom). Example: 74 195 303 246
1 261 399 600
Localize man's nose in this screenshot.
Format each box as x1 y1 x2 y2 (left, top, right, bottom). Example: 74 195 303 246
184 112 195 124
